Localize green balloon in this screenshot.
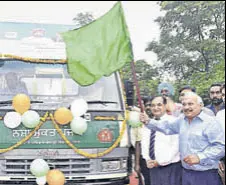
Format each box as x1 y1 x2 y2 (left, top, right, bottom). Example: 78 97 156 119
30 159 50 177
70 117 88 135
22 110 40 128
128 120 143 128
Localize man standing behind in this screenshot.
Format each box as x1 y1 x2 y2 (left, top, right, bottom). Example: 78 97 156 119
206 83 225 115
157 82 175 98
177 85 215 117
140 92 225 185
217 83 225 131
157 82 179 116
141 96 181 185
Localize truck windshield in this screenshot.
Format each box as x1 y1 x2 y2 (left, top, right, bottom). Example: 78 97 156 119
0 60 123 111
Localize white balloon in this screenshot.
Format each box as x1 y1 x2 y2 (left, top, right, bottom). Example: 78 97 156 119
70 117 88 135
70 98 88 117
4 112 22 129
36 176 46 185
30 159 50 177
129 111 140 123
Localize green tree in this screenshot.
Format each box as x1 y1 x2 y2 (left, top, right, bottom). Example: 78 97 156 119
73 12 94 28
121 60 160 98
146 1 225 99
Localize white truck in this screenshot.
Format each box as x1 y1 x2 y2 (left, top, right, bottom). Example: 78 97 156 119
0 21 131 184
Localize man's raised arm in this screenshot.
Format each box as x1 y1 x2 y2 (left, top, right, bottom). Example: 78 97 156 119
140 112 180 135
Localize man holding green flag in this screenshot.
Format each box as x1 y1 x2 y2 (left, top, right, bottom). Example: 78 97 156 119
61 1 133 86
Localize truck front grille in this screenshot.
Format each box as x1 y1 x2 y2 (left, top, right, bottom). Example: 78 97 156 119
2 158 91 175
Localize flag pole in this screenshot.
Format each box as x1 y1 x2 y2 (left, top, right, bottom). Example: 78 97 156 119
130 60 145 185
130 60 144 112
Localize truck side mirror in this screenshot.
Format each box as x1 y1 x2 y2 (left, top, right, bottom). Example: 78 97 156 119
124 80 134 106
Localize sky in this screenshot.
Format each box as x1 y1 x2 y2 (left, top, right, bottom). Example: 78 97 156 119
0 1 164 64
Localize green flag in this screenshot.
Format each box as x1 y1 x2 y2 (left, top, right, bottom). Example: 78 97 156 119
61 2 133 86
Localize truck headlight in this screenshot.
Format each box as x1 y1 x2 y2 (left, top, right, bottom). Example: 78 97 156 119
101 161 121 172
0 160 4 173
121 159 127 170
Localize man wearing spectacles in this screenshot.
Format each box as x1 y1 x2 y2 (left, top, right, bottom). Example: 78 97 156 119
141 96 181 185
206 83 225 115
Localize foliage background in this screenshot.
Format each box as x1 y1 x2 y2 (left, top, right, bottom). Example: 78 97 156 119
121 1 225 105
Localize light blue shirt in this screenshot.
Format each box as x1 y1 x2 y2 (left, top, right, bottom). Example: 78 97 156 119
146 111 225 171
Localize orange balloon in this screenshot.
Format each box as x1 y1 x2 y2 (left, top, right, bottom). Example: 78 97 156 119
47 169 65 185
12 94 31 114
54 107 73 125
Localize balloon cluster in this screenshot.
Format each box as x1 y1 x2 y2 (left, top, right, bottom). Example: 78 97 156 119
54 97 88 135
30 159 65 185
3 95 90 185
4 94 40 129
3 93 89 136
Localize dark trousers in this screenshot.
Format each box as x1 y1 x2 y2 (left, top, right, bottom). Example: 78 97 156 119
149 162 182 185
182 168 222 185
139 157 151 185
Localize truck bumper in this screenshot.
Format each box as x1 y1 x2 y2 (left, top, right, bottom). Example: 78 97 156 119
0 173 130 185
0 177 129 185
65 177 129 185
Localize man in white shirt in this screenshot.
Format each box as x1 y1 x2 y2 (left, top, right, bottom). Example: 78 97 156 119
141 96 181 185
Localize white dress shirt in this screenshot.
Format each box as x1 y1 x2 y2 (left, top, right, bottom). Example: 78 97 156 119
141 114 180 166
216 109 225 132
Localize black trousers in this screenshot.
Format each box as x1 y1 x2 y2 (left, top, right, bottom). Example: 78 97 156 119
149 162 182 185
182 168 222 185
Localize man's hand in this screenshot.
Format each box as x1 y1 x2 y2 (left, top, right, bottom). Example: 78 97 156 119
219 161 225 185
183 154 200 166
140 112 150 125
131 106 141 112
147 160 159 169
